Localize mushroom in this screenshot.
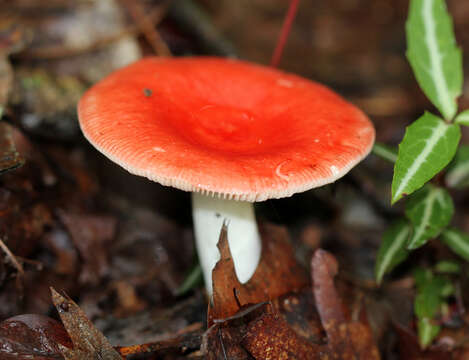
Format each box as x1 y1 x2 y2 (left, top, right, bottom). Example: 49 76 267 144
78 57 375 296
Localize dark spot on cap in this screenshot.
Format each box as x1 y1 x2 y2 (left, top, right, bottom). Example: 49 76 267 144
215 212 221 218
143 88 153 97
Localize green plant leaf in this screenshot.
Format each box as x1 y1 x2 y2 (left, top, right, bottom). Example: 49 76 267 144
441 228 469 262
414 273 451 348
455 109 469 126
445 145 469 188
439 283 455 297
405 184 454 249
375 220 411 284
417 318 440 349
175 264 203 296
414 267 433 289
372 142 398 163
391 112 460 204
435 260 461 274
406 0 462 120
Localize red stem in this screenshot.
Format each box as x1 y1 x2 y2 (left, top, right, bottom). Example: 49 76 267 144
270 0 301 68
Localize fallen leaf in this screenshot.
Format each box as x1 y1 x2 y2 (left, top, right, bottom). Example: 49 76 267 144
115 323 204 358
0 58 11 116
0 193 53 259
0 15 24 115
204 301 320 360
311 249 380 359
311 249 352 351
111 280 146 317
0 122 24 174
275 290 324 344
50 287 122 360
0 15 30 55
242 309 319 359
208 222 309 326
202 302 271 360
394 322 449 360
0 313 72 359
207 226 379 359
57 211 116 285
43 229 78 276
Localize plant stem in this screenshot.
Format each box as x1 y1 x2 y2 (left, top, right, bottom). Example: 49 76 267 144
191 193 261 297
271 0 301 67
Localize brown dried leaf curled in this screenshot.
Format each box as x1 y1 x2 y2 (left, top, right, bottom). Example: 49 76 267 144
311 249 347 346
209 222 309 326
203 302 272 360
311 249 380 360
50 287 122 360
0 314 72 359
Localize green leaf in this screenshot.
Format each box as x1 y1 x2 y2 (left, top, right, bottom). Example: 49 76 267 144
435 260 461 274
441 228 469 262
415 283 441 319
439 282 454 297
372 142 398 163
414 267 433 289
455 109 469 126
414 274 450 348
375 220 411 284
392 112 460 203
445 145 469 188
175 264 203 296
406 0 462 120
405 184 454 249
417 318 440 349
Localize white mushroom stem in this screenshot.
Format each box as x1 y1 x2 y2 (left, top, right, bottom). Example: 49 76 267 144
191 192 262 297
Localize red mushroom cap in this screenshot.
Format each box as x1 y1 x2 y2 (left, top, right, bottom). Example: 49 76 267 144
78 57 375 202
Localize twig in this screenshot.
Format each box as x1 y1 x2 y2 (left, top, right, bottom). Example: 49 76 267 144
15 5 168 59
120 0 172 56
0 237 24 276
115 322 203 356
16 256 43 271
218 327 228 360
271 0 301 67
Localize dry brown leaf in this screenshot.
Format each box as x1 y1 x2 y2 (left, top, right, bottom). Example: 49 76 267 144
57 211 116 285
205 244 380 359
242 310 319 359
312 249 352 353
208 222 309 326
0 122 24 174
311 249 380 360
115 323 204 358
50 287 122 360
392 321 469 360
0 58 11 113
0 314 72 359
204 301 319 360
0 15 30 55
203 302 271 360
